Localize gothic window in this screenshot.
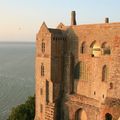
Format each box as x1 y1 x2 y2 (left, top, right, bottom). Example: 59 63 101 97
80 42 86 54
101 42 111 55
105 113 112 120
46 80 49 103
41 63 44 76
41 42 45 53
102 65 107 81
79 61 87 80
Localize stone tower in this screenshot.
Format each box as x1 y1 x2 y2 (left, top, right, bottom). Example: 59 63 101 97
35 22 66 120
35 12 120 120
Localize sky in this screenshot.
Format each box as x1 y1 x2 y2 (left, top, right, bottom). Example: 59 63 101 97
0 0 120 42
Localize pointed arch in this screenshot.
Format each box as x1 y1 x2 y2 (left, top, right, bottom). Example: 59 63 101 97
101 42 111 55
90 41 101 57
90 40 96 48
101 42 107 48
75 108 87 120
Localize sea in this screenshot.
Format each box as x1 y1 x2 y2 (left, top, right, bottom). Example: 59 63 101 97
0 42 35 120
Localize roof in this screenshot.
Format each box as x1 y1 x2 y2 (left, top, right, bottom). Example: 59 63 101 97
48 28 64 35
70 22 120 29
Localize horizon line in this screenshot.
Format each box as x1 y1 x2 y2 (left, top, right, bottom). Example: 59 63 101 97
0 41 35 44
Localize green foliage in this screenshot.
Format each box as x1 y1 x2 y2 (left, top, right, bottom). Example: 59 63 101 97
7 96 35 120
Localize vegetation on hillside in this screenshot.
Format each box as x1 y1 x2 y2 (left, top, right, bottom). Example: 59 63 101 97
7 96 35 120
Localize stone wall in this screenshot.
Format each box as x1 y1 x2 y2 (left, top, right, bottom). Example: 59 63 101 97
61 22 120 120
100 98 120 120
63 94 100 120
35 19 120 120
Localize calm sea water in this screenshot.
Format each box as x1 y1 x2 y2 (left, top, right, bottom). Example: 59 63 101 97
0 42 35 120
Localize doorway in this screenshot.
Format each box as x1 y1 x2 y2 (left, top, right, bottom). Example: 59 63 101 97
75 108 87 120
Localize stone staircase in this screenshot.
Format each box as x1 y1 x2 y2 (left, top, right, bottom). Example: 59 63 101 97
45 103 55 120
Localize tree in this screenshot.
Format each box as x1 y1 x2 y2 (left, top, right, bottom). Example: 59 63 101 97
7 96 35 120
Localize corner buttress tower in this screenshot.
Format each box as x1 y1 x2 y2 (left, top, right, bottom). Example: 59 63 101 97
35 22 66 120
35 22 54 120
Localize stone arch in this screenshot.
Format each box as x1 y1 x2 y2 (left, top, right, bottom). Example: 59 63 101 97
105 113 112 120
90 40 96 48
101 42 111 55
90 41 101 57
80 41 87 54
101 42 107 48
75 108 87 120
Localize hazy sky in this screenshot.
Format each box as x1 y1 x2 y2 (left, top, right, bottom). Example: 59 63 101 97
0 0 120 42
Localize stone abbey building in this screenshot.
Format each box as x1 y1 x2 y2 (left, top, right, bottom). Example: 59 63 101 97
35 11 120 120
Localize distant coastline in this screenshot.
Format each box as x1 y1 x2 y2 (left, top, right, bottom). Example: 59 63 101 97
0 41 35 44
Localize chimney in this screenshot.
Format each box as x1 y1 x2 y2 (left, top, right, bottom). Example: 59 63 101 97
105 17 109 23
71 11 77 25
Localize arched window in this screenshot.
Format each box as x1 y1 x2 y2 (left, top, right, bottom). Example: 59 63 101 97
41 42 45 53
41 63 44 76
105 113 112 120
102 65 107 81
90 40 96 48
90 41 101 57
101 42 111 55
80 42 86 54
